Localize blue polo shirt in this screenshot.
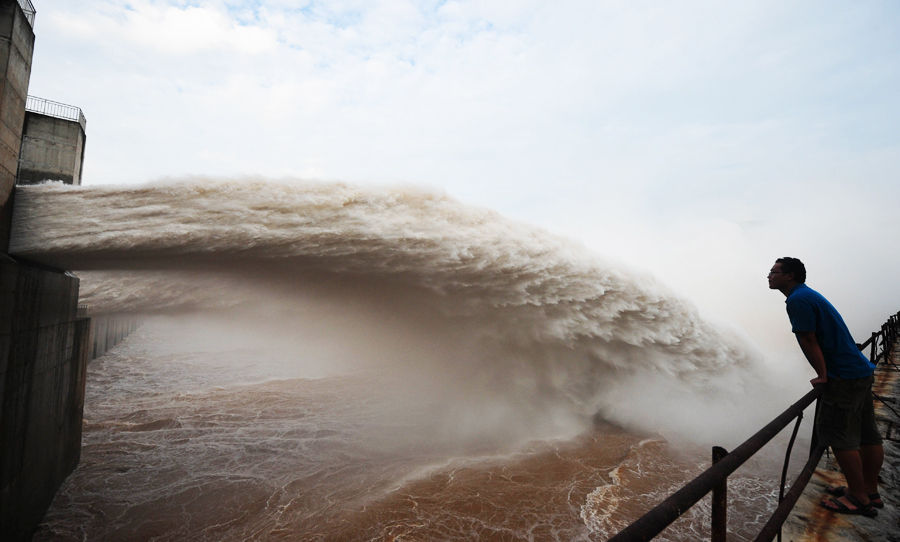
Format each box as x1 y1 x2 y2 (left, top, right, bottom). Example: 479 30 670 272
785 284 875 379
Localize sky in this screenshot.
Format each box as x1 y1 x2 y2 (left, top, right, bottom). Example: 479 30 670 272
24 0 900 363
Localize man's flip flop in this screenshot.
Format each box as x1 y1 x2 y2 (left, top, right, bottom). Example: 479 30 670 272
825 486 884 509
820 495 878 517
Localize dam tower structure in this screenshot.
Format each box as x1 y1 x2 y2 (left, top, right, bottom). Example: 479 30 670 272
0 1 92 540
17 95 87 186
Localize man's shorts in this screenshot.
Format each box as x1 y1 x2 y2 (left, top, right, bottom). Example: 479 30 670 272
815 374 882 451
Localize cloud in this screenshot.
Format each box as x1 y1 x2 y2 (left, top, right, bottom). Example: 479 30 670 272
23 0 900 363
48 1 277 55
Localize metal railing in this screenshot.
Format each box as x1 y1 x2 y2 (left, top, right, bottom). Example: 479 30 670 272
16 0 35 28
862 312 899 366
25 95 87 132
610 311 900 542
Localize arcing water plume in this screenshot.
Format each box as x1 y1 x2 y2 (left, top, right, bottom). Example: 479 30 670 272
11 178 771 446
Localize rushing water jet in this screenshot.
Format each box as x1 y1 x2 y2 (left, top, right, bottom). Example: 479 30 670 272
11 178 764 440
12 178 782 540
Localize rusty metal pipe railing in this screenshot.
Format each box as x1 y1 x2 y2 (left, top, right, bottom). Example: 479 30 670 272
608 388 821 542
610 310 900 541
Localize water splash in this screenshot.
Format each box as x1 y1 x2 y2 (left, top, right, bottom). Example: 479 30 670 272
10 178 766 443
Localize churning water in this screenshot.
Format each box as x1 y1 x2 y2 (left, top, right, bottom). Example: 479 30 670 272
11 179 793 540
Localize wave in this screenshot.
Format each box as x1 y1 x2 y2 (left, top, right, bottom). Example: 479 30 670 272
10 178 766 442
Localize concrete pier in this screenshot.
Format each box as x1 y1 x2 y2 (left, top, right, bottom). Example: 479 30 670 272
17 97 87 186
0 256 91 540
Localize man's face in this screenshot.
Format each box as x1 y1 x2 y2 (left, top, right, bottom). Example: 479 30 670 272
767 262 792 290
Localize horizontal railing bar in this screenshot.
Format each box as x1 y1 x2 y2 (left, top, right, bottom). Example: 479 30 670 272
857 335 875 350
608 388 821 542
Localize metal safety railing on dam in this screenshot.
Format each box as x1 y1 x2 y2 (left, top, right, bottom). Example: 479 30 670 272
17 0 35 27
25 95 87 132
609 311 900 542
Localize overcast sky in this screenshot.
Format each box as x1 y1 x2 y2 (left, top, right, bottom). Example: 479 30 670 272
24 0 900 358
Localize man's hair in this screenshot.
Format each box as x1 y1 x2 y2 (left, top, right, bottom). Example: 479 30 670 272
776 257 806 283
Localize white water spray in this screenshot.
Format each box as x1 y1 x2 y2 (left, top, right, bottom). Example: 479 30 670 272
11 178 769 444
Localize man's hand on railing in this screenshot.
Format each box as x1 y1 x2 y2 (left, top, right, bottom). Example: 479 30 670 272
810 375 828 388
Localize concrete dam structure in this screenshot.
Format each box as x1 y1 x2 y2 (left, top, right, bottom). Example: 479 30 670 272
0 1 132 538
17 96 87 186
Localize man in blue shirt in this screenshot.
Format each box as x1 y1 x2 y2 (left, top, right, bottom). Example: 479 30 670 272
769 257 883 517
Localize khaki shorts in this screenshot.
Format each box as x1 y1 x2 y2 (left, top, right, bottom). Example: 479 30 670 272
815 375 882 451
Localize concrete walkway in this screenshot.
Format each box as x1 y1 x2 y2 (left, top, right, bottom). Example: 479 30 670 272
781 343 900 542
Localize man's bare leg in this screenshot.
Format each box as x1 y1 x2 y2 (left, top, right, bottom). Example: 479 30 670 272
860 444 884 495
832 449 870 506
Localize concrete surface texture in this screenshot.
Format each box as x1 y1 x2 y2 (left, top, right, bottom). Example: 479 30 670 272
0 256 91 541
782 342 900 542
0 0 34 250
17 112 86 185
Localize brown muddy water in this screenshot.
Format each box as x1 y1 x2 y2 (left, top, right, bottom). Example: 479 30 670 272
34 322 793 542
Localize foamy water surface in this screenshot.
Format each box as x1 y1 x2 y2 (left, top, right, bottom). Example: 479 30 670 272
33 321 790 541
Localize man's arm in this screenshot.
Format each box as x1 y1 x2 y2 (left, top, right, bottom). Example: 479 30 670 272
795 331 827 387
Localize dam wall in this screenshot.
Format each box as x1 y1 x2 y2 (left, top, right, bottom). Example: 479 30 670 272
0 256 91 541
0 1 98 539
84 310 140 360
0 0 34 251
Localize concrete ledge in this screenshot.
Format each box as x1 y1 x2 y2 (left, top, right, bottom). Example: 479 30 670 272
0 256 90 541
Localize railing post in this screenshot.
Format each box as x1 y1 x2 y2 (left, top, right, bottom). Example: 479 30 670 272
870 331 877 363
810 398 820 458
712 446 728 542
